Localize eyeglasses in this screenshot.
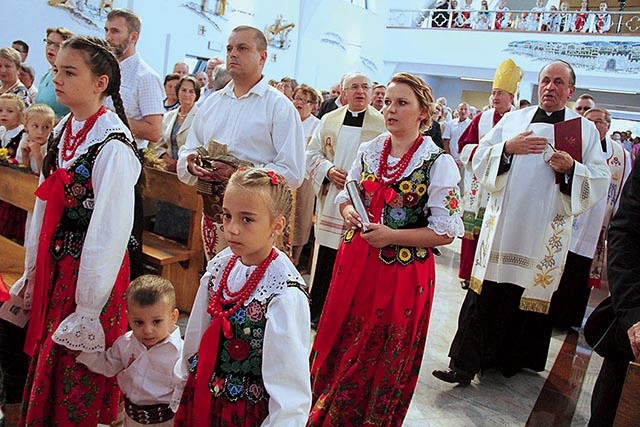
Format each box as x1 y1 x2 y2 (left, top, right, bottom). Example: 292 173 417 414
44 39 62 49
293 97 313 104
590 119 609 125
346 83 371 91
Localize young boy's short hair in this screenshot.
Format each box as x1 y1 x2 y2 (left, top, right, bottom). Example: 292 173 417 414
127 274 176 309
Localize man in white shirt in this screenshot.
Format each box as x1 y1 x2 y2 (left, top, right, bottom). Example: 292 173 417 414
177 25 305 260
443 102 472 164
105 8 165 279
105 9 164 149
172 61 189 77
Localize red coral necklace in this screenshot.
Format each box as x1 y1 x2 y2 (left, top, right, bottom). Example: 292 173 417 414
207 249 278 338
62 106 107 161
377 134 423 185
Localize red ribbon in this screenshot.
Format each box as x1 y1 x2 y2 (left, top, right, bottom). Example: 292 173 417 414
193 314 224 427
24 168 70 357
361 180 397 223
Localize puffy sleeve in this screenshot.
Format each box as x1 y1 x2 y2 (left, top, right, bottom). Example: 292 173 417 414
171 267 214 411
306 119 333 196
427 154 465 238
51 140 141 352
261 286 311 427
262 98 305 189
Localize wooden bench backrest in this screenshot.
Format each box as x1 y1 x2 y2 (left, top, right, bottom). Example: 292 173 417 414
142 166 202 250
0 167 38 282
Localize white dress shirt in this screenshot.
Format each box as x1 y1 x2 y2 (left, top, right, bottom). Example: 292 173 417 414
0 124 24 148
176 77 306 188
105 53 165 149
11 111 141 353
77 327 183 407
175 247 311 425
443 117 471 161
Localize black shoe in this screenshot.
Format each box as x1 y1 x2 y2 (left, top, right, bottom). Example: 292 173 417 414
432 369 473 385
460 280 470 290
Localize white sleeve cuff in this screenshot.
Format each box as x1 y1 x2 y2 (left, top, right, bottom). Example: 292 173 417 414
51 306 105 352
428 215 464 238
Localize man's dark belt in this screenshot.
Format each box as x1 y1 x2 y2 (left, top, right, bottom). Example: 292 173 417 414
123 395 174 425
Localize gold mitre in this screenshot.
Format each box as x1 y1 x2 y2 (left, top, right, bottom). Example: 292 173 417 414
492 58 523 95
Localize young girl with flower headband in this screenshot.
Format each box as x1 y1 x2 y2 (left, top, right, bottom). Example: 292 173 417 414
8 36 141 426
174 167 311 427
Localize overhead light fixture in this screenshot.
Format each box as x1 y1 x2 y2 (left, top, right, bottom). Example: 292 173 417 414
460 77 493 83
588 88 638 95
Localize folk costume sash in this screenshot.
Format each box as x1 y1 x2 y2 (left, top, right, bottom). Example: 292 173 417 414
589 140 627 288
470 107 608 314
24 168 70 356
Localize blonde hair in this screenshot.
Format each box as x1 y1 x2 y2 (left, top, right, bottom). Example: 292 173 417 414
227 168 293 222
25 104 55 126
388 72 435 132
127 274 176 309
0 93 26 121
0 48 22 69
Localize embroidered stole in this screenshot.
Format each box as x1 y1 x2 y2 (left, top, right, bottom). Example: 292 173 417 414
588 141 627 287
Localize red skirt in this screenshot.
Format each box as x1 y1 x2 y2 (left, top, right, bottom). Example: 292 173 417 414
309 234 436 427
175 371 269 427
19 253 129 427
0 200 27 242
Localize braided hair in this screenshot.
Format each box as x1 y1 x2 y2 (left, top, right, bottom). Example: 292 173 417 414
42 36 136 178
61 36 129 129
388 72 435 132
227 168 293 222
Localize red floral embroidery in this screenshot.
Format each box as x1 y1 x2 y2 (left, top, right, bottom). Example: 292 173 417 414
226 339 251 361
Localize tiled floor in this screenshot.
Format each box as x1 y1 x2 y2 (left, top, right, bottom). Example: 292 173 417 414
176 238 604 426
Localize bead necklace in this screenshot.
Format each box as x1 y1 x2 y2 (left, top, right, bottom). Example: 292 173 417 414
207 249 278 337
62 106 107 161
376 134 423 185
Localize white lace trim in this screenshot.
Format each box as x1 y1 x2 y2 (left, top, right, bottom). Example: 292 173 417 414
206 248 305 305
428 215 465 238
51 308 106 352
53 111 134 168
361 133 442 180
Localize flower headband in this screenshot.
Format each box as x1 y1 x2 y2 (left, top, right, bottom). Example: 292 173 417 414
266 170 280 186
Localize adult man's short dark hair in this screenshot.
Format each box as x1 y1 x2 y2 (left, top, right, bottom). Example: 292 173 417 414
232 25 267 51
107 8 142 33
12 40 28 55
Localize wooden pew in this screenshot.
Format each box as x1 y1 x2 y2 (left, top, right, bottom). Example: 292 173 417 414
0 166 38 284
614 361 640 426
142 166 203 312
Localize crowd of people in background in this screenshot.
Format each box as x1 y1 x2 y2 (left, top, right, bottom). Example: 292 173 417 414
0 4 639 427
421 0 615 33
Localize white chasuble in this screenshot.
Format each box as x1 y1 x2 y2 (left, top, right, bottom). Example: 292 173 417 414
469 106 610 313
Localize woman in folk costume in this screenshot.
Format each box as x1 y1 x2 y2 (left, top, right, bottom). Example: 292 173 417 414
458 59 522 290
9 36 141 426
174 168 311 427
308 73 464 426
589 1 612 33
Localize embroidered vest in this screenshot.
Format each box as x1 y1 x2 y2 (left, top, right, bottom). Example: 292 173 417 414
343 151 443 266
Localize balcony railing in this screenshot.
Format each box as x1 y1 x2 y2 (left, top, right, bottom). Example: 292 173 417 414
388 8 640 34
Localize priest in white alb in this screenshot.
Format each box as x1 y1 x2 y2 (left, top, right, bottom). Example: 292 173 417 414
433 60 611 385
306 72 385 327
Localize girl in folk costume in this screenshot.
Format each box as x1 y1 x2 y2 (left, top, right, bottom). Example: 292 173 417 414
573 0 592 32
9 36 142 426
0 93 28 242
174 168 311 427
590 1 612 33
308 73 464 426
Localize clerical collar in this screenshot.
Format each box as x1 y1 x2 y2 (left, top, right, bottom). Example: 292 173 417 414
343 109 366 127
531 107 565 124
